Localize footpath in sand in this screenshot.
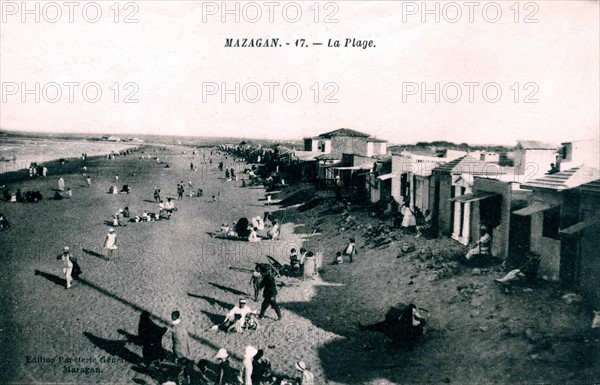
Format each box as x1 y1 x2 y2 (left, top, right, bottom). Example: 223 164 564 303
1 146 599 385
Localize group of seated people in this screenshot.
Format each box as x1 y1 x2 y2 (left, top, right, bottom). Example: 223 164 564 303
129 209 170 223
188 189 203 198
211 216 280 242
109 202 176 225
107 185 130 194
3 189 43 203
211 298 259 333
372 197 399 218
288 248 318 276
110 208 130 226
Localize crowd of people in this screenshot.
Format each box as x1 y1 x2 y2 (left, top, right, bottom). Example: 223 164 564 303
210 216 280 242
130 263 314 385
2 188 43 203
6 145 434 384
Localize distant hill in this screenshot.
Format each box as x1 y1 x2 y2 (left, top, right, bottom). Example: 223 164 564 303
390 141 512 153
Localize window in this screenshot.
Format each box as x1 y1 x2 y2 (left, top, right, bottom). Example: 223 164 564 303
542 207 560 239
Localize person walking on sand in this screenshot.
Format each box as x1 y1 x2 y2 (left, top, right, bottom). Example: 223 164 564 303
86 175 92 187
170 311 190 365
104 228 118 258
177 182 185 200
57 177 65 191
258 269 282 321
57 246 74 289
188 179 193 190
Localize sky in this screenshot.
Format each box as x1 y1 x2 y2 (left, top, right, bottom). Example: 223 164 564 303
1 1 598 145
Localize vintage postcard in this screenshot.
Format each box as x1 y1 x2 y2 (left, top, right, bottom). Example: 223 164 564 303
1 1 599 385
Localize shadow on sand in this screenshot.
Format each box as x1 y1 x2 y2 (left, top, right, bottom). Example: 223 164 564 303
200 310 225 325
84 332 182 384
280 279 420 384
83 248 110 261
84 332 142 365
263 199 421 384
187 293 233 310
208 282 247 297
34 270 66 287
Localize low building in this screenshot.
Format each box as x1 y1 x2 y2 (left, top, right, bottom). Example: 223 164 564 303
333 154 390 203
390 151 446 211
558 138 600 170
431 155 506 242
315 153 342 189
306 129 388 190
558 179 600 306
303 128 387 158
470 150 500 163
513 140 559 177
515 165 600 281
450 174 530 259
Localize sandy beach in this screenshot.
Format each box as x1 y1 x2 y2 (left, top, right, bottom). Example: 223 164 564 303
0 137 139 175
1 146 599 385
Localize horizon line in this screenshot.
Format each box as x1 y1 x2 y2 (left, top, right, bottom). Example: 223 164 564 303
0 127 521 148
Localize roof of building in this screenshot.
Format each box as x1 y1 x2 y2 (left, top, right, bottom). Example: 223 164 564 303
400 150 440 157
523 166 600 190
433 155 502 175
315 153 342 160
293 151 321 161
318 128 371 138
367 138 388 143
575 178 600 193
515 140 559 150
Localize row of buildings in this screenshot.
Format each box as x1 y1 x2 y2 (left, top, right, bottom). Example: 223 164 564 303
291 129 600 306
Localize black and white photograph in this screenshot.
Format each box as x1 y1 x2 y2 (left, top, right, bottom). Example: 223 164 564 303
1 1 599 384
